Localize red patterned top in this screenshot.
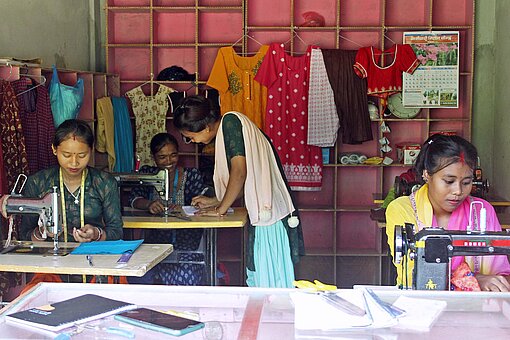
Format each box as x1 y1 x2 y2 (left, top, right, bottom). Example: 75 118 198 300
353 44 419 109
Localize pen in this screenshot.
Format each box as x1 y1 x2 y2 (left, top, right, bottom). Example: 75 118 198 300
199 187 208 196
86 255 94 267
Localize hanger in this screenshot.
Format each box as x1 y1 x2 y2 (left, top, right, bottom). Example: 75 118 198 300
383 27 397 45
231 30 264 56
338 34 364 48
135 73 171 96
16 72 47 96
231 31 263 48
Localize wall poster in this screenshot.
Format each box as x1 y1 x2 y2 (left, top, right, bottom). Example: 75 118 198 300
402 31 459 108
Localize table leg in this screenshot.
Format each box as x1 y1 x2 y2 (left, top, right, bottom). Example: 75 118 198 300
206 228 217 286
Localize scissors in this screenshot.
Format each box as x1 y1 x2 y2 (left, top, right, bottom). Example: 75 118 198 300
293 280 366 317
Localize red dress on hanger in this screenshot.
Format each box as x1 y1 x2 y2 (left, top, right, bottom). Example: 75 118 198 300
353 44 419 111
255 43 322 191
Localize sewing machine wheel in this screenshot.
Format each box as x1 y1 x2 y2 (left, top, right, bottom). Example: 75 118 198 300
394 225 404 264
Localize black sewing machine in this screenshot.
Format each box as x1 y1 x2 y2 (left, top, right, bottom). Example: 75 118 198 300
394 224 510 290
113 168 171 214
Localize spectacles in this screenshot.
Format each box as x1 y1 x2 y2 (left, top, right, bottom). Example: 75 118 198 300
182 135 192 144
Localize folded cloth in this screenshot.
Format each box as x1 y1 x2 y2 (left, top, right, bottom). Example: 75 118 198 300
71 240 144 255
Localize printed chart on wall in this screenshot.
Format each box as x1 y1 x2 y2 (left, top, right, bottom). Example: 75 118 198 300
402 31 459 108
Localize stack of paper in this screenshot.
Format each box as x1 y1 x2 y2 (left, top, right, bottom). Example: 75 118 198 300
182 206 234 216
290 288 401 331
391 296 447 332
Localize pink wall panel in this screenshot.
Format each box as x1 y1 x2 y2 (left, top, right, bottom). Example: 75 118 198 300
299 211 334 253
340 0 382 26
109 12 150 44
154 12 195 44
337 212 379 250
433 0 473 26
294 167 335 208
155 47 196 76
247 0 291 26
109 48 151 80
199 47 219 81
198 0 242 5
108 0 149 6
385 0 428 26
155 0 193 6
199 12 243 43
337 167 379 206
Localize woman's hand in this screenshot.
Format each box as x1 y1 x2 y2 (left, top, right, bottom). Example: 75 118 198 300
0 195 9 218
191 195 219 209
147 200 176 215
195 206 226 217
476 274 510 292
73 224 102 243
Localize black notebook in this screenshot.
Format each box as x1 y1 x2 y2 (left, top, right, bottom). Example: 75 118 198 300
6 294 137 332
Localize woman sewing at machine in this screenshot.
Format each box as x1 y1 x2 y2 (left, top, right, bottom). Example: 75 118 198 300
0 119 123 291
128 132 208 285
10 118 123 243
386 134 510 291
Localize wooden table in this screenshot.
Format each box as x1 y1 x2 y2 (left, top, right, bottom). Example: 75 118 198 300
122 207 248 285
0 242 173 277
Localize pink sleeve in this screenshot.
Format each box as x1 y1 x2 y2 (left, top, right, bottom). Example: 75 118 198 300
399 44 420 75
483 201 510 275
353 47 369 78
254 43 279 89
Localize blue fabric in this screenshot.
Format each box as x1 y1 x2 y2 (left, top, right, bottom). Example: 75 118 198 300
70 239 143 255
49 65 84 128
246 221 295 288
111 97 134 172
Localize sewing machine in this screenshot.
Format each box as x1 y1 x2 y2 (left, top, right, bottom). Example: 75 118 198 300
3 187 62 255
112 168 170 214
394 223 510 290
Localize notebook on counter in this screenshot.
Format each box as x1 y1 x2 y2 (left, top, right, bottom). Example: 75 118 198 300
5 294 137 332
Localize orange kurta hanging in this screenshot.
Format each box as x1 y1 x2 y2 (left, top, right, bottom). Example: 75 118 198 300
207 45 269 129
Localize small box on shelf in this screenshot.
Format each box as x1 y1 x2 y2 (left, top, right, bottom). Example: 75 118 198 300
396 143 421 165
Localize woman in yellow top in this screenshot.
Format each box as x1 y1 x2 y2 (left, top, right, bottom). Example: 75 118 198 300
386 134 510 291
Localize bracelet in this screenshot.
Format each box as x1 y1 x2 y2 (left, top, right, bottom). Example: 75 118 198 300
94 227 103 241
33 228 44 241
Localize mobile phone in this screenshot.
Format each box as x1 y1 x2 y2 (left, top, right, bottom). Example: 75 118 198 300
114 308 204 336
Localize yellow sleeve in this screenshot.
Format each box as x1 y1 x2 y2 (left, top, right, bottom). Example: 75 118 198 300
385 196 416 287
206 48 229 93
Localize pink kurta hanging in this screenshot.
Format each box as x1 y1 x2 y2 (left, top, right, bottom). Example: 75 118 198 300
255 43 322 191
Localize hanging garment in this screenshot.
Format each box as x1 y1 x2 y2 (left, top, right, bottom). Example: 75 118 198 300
96 97 116 171
353 44 419 113
125 85 173 166
322 49 373 144
0 80 29 191
207 45 269 129
307 48 339 147
49 65 84 128
111 96 134 172
11 77 56 174
254 43 322 191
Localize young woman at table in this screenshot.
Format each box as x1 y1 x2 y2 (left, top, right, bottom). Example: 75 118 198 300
128 132 208 285
386 134 510 291
173 95 304 288
0 119 124 290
